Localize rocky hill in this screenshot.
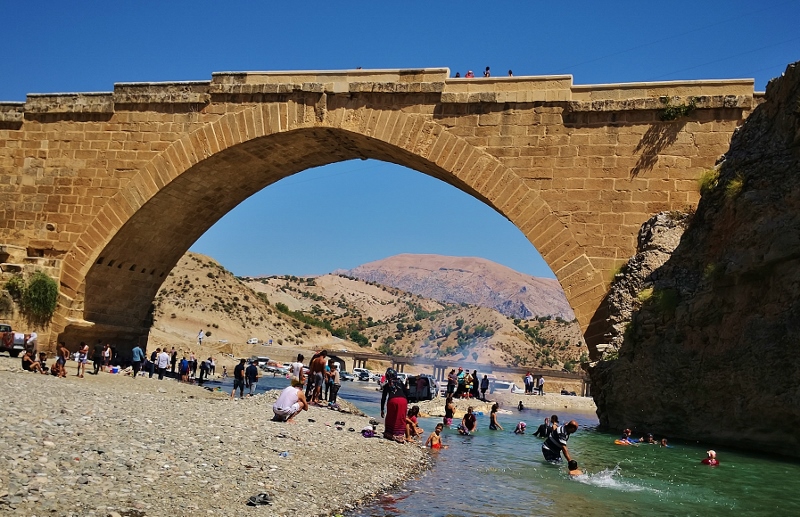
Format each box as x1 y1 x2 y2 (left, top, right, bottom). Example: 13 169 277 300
245 273 586 370
150 251 587 370
337 254 574 320
589 61 800 457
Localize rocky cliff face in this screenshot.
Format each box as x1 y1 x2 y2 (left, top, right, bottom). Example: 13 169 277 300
590 61 800 456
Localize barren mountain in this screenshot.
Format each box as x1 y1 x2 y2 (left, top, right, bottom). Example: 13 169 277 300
338 254 574 320
151 252 587 371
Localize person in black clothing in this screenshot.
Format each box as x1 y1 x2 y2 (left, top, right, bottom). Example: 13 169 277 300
480 375 489 401
230 358 246 400
245 360 259 396
170 349 178 374
92 343 103 375
198 358 210 385
148 350 157 378
533 417 551 438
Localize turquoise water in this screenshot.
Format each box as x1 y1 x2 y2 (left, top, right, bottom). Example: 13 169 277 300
225 378 800 515
341 396 800 516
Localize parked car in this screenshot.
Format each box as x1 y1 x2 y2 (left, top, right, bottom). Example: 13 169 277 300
357 371 371 382
490 380 524 394
250 356 270 366
353 367 370 378
246 337 259 345
340 371 355 382
1 324 34 358
406 374 438 402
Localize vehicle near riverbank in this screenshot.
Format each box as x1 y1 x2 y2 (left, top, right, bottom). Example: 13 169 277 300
0 323 34 358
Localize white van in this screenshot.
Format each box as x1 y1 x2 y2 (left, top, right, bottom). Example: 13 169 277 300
246 337 259 345
491 380 523 394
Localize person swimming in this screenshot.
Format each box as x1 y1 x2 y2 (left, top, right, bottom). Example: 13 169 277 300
518 401 525 411
701 450 719 466
425 423 448 449
568 460 583 476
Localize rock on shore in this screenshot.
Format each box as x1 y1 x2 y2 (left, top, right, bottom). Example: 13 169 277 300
0 356 428 516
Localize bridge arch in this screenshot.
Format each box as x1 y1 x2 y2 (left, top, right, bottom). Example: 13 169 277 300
56 105 602 350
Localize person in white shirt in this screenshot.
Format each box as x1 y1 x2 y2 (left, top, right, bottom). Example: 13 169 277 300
290 354 305 384
272 380 308 422
157 348 170 380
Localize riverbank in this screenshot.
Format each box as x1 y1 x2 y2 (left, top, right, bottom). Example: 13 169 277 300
0 356 428 516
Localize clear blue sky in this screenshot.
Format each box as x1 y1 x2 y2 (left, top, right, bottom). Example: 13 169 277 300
3 0 798 277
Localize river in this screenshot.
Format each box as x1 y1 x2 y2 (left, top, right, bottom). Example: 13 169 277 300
225 376 800 516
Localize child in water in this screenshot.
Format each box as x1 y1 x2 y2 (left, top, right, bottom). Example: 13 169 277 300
425 423 448 449
514 422 527 434
568 460 583 476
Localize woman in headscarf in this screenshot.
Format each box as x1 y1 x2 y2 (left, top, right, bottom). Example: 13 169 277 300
380 368 410 443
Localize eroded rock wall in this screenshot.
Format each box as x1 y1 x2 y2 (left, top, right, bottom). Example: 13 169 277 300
590 61 800 456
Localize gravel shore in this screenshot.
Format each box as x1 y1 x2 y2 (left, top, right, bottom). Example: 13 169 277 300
0 356 428 517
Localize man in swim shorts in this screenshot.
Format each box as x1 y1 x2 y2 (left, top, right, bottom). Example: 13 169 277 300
542 419 579 463
272 379 309 421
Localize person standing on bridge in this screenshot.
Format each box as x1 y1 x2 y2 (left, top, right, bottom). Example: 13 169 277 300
483 66 491 77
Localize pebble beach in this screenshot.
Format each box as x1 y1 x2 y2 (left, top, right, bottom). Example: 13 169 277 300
0 356 428 517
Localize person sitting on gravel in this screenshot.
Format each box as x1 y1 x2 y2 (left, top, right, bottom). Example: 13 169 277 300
21 350 44 374
272 379 309 422
405 405 424 441
38 352 49 374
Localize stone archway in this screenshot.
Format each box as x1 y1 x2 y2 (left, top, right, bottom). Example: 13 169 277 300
56 107 601 351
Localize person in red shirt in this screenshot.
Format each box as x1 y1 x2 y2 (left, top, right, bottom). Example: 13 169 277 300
701 450 719 466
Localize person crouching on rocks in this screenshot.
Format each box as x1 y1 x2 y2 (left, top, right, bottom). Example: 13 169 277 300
272 379 309 422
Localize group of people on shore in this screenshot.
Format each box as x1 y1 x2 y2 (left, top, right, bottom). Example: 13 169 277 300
445 367 490 400
270 351 341 422
523 372 545 395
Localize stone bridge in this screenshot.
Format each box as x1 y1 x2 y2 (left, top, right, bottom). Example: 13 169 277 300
0 68 758 355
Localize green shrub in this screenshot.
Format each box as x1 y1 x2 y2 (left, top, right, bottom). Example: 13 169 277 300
637 287 654 303
698 169 719 194
725 173 744 199
659 97 696 121
21 271 59 326
4 275 25 300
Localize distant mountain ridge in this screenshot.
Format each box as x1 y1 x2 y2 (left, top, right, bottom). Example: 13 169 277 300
337 254 574 320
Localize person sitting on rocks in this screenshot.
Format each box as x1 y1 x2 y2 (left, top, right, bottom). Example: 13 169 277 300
21 350 44 374
272 379 309 422
406 405 424 441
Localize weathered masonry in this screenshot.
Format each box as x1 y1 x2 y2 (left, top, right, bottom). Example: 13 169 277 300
0 68 758 355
